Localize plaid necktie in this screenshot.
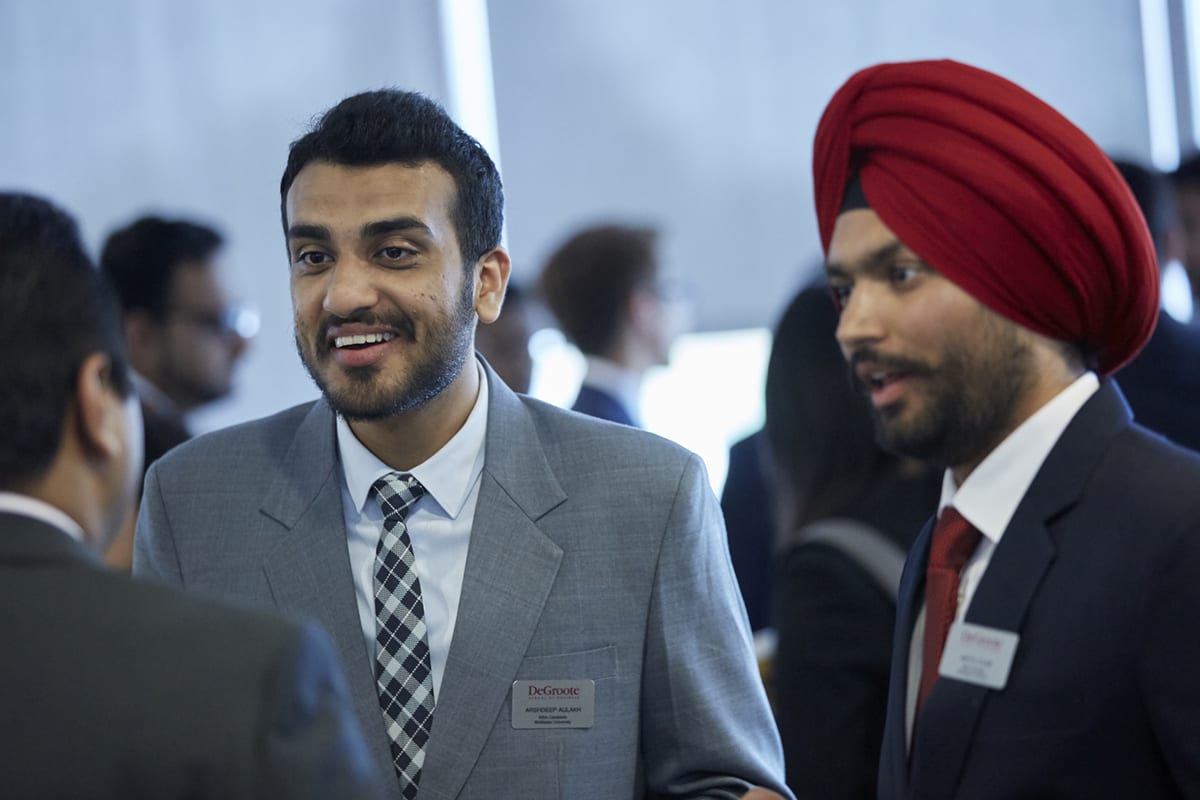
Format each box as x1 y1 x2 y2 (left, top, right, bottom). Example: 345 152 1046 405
372 472 434 799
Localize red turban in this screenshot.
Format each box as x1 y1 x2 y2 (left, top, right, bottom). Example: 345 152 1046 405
812 59 1158 375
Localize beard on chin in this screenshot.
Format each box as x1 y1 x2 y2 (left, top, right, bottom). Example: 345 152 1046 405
294 283 477 421
861 330 1034 470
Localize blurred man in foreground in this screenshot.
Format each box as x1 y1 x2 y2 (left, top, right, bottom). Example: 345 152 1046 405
0 192 380 799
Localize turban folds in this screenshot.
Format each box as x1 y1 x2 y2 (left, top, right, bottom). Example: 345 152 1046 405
813 59 1158 374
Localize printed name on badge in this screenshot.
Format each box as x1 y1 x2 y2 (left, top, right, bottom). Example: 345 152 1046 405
938 621 1020 690
512 680 595 729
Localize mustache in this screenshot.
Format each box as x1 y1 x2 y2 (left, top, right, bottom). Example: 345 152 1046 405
846 348 932 390
316 312 417 350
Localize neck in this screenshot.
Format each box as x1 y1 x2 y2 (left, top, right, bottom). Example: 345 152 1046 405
950 358 1085 485
348 359 481 471
20 465 106 551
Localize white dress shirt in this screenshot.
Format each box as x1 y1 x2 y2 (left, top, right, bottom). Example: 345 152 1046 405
0 492 86 543
905 371 1099 743
337 363 489 702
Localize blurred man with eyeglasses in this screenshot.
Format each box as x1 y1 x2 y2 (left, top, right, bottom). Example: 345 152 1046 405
100 215 256 568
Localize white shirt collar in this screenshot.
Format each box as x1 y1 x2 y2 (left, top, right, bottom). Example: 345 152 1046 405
336 361 489 520
0 492 87 543
939 372 1100 542
582 356 642 416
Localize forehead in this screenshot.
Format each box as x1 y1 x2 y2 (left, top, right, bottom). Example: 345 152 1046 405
285 160 457 233
826 208 906 270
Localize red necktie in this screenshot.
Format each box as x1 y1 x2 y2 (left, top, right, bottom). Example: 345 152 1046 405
917 507 981 712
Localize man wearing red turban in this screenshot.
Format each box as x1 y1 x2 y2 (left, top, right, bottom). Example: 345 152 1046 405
814 59 1200 799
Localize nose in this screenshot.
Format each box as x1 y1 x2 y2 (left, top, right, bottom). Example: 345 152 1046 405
323 257 378 319
835 283 886 357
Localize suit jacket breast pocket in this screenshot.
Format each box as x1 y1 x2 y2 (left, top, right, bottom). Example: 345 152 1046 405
512 644 622 730
463 646 624 799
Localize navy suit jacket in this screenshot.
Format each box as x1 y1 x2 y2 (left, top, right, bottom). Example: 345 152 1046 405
571 384 638 427
879 381 1200 799
720 430 775 631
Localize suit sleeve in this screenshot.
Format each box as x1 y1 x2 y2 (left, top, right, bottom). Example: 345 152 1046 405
131 460 185 586
256 621 386 800
640 453 793 799
1139 519 1200 793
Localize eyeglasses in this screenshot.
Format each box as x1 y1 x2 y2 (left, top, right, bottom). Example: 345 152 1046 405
168 303 260 338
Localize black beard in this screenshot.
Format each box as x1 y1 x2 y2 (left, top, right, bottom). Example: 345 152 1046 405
849 326 1034 470
296 280 477 420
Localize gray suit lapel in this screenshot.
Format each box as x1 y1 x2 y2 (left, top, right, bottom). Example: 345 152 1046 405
419 366 567 800
258 400 397 782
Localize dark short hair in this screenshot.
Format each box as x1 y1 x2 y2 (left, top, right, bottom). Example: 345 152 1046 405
539 224 658 356
100 216 223 318
280 89 504 266
764 282 899 531
0 193 132 488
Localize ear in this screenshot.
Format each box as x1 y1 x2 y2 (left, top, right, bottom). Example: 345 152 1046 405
123 309 163 373
474 246 512 325
75 353 126 461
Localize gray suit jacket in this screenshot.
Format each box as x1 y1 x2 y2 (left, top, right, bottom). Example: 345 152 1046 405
3 513 382 799
134 363 788 800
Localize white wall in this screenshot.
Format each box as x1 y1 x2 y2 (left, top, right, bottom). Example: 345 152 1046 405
1 0 1155 437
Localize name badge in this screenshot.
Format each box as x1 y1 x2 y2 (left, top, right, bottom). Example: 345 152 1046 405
511 680 595 729
938 622 1020 690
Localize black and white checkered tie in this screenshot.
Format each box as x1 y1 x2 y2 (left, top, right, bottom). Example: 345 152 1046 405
371 472 434 799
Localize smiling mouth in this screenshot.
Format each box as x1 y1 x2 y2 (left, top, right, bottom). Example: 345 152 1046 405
332 332 396 349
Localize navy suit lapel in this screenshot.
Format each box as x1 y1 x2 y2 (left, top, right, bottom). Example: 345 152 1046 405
910 381 1133 799
256 400 396 778
418 365 567 800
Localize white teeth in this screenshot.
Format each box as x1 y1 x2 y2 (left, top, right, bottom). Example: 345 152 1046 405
333 332 395 348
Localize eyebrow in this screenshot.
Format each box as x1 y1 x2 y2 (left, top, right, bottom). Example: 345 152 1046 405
825 239 910 278
286 216 434 244
362 216 433 240
287 223 330 243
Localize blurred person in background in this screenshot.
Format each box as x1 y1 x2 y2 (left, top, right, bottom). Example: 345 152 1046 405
720 427 775 632
1110 158 1200 452
99 215 254 569
539 223 687 426
1169 152 1200 316
473 280 535 393
766 283 939 799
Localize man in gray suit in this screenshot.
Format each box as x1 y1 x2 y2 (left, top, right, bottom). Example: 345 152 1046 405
134 90 788 800
1 192 381 799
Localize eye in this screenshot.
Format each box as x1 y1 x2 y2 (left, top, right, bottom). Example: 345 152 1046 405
294 249 332 270
888 264 922 286
379 245 417 262
828 283 853 307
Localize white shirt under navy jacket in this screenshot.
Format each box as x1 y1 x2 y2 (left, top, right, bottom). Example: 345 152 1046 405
904 372 1100 745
